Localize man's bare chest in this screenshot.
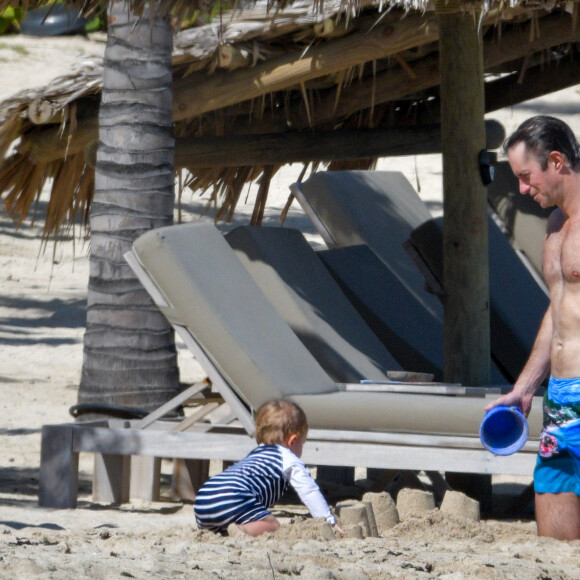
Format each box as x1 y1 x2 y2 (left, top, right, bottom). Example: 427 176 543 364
544 223 580 284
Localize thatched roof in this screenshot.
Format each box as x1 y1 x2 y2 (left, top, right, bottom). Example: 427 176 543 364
0 0 579 237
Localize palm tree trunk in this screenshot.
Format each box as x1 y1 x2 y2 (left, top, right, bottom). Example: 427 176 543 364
78 1 180 414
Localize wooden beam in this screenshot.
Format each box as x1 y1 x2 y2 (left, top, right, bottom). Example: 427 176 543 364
172 8 573 123
359 53 580 129
172 12 439 122
288 12 580 129
22 13 439 163
438 9 490 385
174 121 505 167
484 58 580 113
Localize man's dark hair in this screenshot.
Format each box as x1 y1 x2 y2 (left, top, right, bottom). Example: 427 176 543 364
503 115 580 171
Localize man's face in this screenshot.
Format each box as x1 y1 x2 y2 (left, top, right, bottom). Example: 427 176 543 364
507 141 558 208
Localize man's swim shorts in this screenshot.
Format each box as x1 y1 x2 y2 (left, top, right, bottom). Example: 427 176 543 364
534 376 580 495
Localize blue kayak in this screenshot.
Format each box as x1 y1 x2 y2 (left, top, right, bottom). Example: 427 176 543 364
20 4 87 37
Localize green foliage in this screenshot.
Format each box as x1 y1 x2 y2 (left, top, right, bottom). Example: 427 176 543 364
84 15 102 32
82 1 107 32
177 0 233 28
0 6 23 35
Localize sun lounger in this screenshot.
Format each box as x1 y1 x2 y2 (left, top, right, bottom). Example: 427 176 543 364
39 223 543 508
226 224 435 486
407 216 549 383
125 223 538 430
292 170 510 384
290 170 440 315
292 170 550 384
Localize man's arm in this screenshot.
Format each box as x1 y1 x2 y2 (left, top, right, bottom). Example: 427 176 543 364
485 305 552 417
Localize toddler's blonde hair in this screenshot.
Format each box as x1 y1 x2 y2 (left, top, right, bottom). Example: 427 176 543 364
254 399 308 445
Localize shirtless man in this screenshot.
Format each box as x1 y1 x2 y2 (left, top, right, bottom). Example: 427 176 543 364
486 115 580 541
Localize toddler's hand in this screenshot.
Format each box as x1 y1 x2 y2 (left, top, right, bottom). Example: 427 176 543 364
333 523 346 535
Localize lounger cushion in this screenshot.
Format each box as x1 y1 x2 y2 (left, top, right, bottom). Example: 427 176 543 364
131 224 338 409
226 226 402 383
297 169 516 384
318 244 445 380
409 216 549 382
319 244 510 384
296 170 440 313
290 391 543 437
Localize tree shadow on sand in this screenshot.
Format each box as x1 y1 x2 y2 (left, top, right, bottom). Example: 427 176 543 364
0 296 86 329
0 295 87 347
0 466 91 507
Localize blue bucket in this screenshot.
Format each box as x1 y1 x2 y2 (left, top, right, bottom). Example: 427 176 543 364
480 405 529 456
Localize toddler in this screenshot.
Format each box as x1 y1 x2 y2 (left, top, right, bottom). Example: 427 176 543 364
194 399 344 536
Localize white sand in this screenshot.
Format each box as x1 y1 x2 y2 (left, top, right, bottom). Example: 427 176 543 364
1 32 580 579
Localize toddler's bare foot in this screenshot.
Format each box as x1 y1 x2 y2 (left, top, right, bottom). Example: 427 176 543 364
227 523 246 537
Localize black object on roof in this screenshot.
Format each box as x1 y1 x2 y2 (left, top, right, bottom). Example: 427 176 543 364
20 4 87 37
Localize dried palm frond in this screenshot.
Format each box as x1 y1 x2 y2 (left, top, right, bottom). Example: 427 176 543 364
0 0 575 244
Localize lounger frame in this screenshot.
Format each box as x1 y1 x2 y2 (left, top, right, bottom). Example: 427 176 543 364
39 242 539 508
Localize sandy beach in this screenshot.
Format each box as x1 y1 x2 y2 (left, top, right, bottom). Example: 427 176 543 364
1 31 580 579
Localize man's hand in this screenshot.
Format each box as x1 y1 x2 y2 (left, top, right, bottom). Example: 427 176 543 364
484 388 535 418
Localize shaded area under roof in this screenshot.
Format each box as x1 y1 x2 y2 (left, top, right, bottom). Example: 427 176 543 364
0 0 578 237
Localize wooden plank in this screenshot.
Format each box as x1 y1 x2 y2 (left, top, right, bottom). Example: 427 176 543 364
132 382 208 430
485 59 580 115
173 13 436 122
72 426 255 459
301 440 536 476
308 428 539 452
171 402 219 432
66 423 540 454
124 419 244 432
123 420 521 451
65 424 537 475
39 425 79 508
299 12 580 129
173 325 256 434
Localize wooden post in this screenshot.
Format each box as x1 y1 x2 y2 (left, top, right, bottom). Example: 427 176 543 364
93 453 131 504
170 459 210 501
39 425 79 508
437 5 490 386
130 455 162 501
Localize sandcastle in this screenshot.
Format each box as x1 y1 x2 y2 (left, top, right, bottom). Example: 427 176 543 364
331 486 480 538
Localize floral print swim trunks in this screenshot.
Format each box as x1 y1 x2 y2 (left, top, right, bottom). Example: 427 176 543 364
534 377 580 496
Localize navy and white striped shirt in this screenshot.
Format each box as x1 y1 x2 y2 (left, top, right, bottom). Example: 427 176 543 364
194 444 335 530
